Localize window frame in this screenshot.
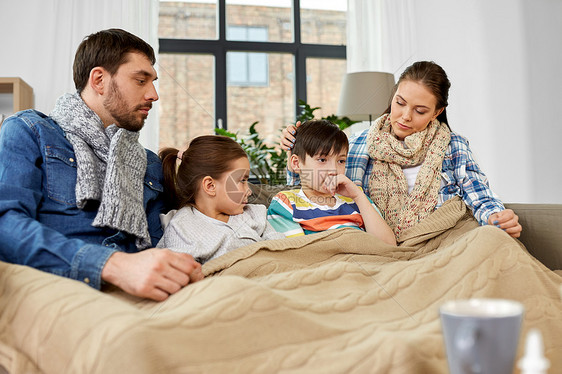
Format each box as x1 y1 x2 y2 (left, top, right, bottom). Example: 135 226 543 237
158 0 346 130
226 25 269 87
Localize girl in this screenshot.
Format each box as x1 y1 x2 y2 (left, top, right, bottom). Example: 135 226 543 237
157 135 284 264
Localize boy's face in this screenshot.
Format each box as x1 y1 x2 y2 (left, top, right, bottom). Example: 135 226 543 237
292 148 347 193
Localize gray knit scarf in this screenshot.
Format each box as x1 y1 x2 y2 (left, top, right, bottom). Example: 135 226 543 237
50 92 151 249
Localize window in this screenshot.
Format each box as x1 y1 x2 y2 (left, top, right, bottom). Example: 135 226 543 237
306 57 347 118
158 0 346 149
227 26 269 86
158 53 215 148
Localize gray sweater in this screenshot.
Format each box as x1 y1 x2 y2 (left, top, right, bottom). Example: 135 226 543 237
157 204 284 263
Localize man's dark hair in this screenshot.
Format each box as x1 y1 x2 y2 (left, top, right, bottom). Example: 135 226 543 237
73 28 156 92
292 120 349 160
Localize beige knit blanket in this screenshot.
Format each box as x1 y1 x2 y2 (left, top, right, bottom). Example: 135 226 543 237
1 197 561 373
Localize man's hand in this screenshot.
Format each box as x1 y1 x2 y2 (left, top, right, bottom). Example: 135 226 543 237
488 209 522 238
101 249 204 301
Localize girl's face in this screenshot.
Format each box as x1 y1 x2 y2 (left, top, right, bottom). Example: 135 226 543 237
389 80 444 140
215 156 252 216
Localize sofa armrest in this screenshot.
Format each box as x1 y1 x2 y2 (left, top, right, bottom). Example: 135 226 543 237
505 203 562 270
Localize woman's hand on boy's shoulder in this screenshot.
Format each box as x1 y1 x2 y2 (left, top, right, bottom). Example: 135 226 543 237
281 121 302 172
281 121 301 151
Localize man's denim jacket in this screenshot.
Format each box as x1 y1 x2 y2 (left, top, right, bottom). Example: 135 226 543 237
0 110 166 289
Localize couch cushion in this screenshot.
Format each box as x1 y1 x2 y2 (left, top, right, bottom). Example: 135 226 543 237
248 183 293 207
505 203 562 270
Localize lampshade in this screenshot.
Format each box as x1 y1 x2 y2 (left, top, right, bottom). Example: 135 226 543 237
337 71 395 121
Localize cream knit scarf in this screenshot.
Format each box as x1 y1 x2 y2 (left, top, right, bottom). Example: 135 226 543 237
367 114 451 240
50 92 151 249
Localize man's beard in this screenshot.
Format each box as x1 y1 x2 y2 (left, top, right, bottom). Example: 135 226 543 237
103 80 151 132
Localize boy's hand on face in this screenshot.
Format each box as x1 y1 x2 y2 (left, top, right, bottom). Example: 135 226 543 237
322 174 361 199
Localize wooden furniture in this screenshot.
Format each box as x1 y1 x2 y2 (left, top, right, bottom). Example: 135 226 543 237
0 77 34 126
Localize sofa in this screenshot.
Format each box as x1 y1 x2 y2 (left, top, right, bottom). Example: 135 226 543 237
502 203 562 270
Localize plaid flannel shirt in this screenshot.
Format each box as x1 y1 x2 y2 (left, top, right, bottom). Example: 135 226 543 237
287 129 504 225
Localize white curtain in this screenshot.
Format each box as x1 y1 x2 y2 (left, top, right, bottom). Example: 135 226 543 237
345 0 562 203
346 0 416 76
0 0 160 151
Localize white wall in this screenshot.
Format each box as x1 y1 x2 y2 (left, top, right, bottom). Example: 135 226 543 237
2 1 561 202
0 0 159 152
412 0 562 203
348 0 562 203
521 0 562 203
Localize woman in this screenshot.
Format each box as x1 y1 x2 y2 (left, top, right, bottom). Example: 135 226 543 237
282 61 522 240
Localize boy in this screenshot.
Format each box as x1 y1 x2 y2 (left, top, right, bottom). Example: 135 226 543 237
267 120 396 245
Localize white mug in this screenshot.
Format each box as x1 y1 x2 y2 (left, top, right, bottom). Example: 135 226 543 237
440 298 524 374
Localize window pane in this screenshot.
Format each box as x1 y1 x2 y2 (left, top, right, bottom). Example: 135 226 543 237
227 53 294 145
248 27 268 42
227 51 268 86
227 52 249 83
227 25 269 86
158 53 215 149
226 25 246 40
306 57 346 118
159 0 217 40
248 53 268 83
226 0 292 43
300 0 347 45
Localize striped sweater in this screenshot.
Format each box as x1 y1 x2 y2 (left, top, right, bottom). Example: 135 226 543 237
267 188 381 237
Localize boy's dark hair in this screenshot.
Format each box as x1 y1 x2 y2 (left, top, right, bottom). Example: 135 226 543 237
73 28 156 93
292 120 349 160
159 135 248 210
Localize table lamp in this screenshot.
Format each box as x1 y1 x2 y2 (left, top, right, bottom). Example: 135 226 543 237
337 71 395 125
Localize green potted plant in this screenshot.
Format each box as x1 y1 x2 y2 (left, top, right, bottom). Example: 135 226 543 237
215 101 357 185
296 100 357 130
215 122 287 185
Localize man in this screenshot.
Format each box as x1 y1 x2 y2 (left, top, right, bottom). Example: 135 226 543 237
0 29 203 301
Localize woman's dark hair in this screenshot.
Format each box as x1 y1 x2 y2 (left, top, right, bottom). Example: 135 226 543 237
292 120 349 160
159 135 248 210
73 28 156 93
384 61 451 127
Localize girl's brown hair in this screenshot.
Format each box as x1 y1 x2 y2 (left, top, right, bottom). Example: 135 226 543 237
159 135 248 210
